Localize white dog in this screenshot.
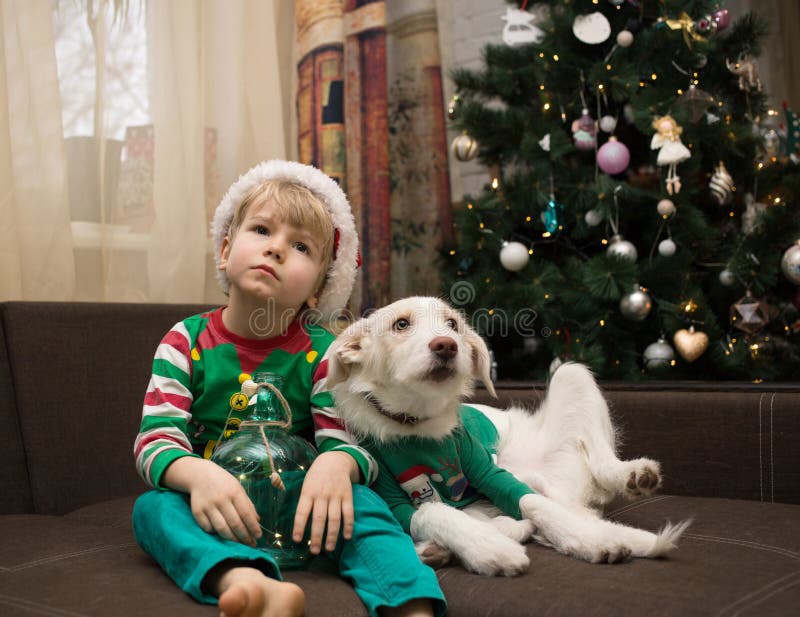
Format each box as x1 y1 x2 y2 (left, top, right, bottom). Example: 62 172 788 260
325 296 690 576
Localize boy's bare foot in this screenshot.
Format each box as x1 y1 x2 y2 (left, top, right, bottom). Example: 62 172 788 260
216 567 305 617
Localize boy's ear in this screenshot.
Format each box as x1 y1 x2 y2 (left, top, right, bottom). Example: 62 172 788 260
218 235 231 270
326 326 366 388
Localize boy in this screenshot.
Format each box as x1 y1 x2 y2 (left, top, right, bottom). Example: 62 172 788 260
133 160 445 617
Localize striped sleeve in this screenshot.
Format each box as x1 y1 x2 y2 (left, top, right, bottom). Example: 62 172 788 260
310 355 378 485
133 321 198 488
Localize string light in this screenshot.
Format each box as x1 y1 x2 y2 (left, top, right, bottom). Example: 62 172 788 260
543 102 551 111
553 54 560 62
491 177 500 189
449 250 456 255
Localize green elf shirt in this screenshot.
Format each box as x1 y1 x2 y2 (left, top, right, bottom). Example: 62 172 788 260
134 307 377 488
366 405 534 533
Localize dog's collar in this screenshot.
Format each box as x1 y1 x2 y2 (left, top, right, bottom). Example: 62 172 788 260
362 393 422 426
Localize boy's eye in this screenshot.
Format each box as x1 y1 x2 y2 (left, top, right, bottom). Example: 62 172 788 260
445 318 458 330
294 242 309 254
393 318 411 331
255 225 269 235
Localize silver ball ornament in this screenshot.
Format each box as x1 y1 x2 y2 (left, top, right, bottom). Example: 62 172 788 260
657 199 676 218
585 209 604 227
719 269 736 286
620 287 652 321
658 238 677 257
781 241 800 285
643 337 675 370
607 234 638 261
499 241 530 272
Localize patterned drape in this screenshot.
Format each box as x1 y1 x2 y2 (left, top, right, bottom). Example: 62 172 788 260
295 0 450 314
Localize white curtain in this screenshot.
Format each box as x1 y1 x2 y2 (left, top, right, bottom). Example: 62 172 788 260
0 0 294 303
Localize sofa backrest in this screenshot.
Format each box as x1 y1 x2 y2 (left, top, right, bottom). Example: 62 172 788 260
0 309 33 514
1 302 213 515
471 382 800 505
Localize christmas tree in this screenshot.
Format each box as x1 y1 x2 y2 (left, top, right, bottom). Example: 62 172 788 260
442 0 800 381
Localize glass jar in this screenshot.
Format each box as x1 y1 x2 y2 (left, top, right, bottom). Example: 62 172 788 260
211 372 318 568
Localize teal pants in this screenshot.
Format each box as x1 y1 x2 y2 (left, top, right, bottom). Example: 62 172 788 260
133 485 446 617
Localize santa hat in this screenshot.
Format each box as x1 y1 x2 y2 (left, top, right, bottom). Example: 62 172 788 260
211 160 359 321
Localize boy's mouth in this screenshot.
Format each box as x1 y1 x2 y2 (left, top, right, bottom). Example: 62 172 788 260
254 265 279 280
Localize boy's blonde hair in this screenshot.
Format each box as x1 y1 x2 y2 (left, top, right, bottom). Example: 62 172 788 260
228 180 335 291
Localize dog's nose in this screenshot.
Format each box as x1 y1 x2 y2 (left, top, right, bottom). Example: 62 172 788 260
429 336 458 360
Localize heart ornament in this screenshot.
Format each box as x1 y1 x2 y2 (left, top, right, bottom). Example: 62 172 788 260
673 326 709 363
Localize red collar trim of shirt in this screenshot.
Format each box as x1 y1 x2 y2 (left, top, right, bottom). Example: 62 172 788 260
209 306 306 351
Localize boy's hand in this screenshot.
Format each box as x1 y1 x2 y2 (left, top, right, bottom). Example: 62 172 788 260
163 456 262 547
292 451 358 554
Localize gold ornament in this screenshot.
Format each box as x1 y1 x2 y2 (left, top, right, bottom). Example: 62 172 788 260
709 162 734 205
665 12 706 49
452 133 479 162
673 326 709 363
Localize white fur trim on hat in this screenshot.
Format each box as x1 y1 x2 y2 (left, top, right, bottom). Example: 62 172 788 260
211 160 358 321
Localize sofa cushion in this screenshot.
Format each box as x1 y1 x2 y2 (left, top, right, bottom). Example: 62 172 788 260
2 302 212 515
0 507 372 617
436 495 800 617
0 307 32 514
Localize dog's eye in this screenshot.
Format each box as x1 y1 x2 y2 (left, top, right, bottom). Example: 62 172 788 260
393 318 411 331
445 318 458 330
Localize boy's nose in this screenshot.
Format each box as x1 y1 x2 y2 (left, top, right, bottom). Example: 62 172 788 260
264 239 285 261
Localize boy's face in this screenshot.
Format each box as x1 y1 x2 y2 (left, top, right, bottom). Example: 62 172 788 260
219 200 326 314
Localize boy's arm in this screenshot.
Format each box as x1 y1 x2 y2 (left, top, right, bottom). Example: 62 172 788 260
133 322 200 488
309 353 378 484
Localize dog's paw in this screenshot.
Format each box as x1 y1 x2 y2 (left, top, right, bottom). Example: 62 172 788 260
415 540 452 568
459 532 530 577
490 516 536 543
622 458 662 498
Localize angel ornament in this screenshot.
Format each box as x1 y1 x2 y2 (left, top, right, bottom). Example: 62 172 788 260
651 114 691 195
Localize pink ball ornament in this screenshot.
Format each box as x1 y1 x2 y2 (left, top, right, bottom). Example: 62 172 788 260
597 137 630 175
713 9 730 31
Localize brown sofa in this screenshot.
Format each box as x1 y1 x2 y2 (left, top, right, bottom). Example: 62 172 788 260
1 301 798 616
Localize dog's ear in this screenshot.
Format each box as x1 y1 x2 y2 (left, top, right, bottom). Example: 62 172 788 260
326 325 366 388
464 328 497 398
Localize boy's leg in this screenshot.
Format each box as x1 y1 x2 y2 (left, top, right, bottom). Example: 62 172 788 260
132 490 281 603
332 485 447 617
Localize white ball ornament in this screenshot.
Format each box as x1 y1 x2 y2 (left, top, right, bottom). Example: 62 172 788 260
658 238 677 257
719 269 736 286
451 133 479 162
573 12 611 45
599 115 617 133
616 30 634 48
499 241 530 272
585 209 604 227
607 234 638 261
657 199 676 218
781 241 800 285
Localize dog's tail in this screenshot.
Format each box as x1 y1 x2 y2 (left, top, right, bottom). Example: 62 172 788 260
619 517 692 558
648 518 693 556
